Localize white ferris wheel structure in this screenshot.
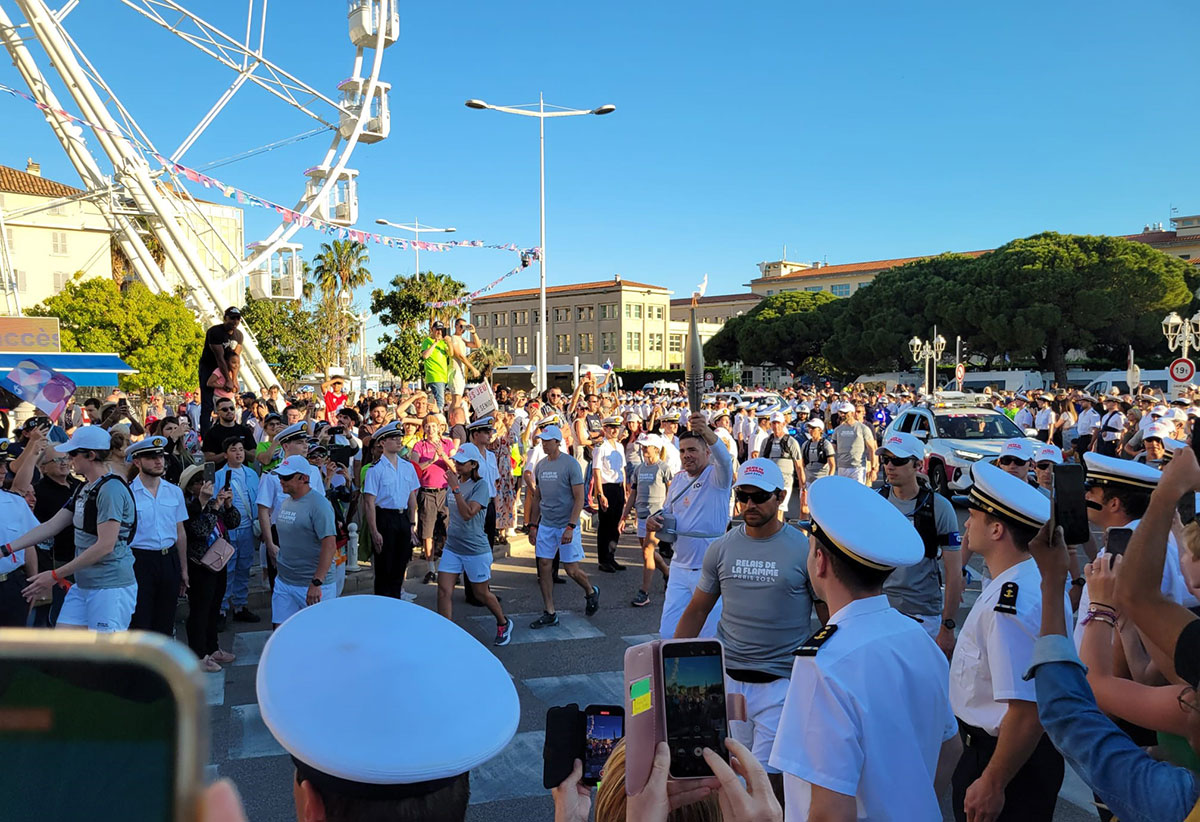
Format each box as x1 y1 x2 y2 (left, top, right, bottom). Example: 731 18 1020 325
0 0 399 391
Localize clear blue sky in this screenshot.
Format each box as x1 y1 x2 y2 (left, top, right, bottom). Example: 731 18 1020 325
3 1 1197 351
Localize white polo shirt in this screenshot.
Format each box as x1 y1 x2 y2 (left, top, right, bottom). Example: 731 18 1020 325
950 557 1071 735
0 491 41 574
770 595 956 821
363 454 420 510
128 476 188 552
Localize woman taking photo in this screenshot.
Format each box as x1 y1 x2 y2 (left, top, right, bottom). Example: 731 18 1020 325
437 445 512 646
182 464 241 672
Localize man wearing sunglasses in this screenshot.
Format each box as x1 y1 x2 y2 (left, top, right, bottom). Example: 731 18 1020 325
675 458 815 793
995 438 1036 483
877 433 962 657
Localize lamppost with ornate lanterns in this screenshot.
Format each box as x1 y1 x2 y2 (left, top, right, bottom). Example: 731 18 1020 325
910 333 946 395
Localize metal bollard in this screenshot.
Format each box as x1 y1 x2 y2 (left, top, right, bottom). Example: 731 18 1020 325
346 521 360 572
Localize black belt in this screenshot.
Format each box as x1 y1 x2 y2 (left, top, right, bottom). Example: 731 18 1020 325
957 719 996 749
0 566 26 584
726 668 782 684
134 547 173 556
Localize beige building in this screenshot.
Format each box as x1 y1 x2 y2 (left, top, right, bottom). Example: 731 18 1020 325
669 292 761 325
0 161 113 312
162 188 246 309
470 275 692 370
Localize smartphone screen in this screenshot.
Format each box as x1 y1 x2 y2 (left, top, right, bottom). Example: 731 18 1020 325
583 705 624 786
1106 526 1134 557
1053 464 1090 545
661 640 728 778
0 658 179 821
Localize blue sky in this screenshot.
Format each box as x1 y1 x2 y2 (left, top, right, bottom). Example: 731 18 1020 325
2 1 1198 351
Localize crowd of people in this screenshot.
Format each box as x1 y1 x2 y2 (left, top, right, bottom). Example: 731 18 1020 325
11 306 1200 822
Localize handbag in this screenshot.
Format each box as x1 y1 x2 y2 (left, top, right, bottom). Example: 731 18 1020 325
199 510 234 572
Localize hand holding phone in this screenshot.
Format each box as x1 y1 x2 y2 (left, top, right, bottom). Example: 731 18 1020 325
1105 526 1134 558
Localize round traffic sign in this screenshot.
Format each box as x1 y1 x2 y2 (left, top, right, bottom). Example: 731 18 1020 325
955 363 965 382
1170 357 1195 383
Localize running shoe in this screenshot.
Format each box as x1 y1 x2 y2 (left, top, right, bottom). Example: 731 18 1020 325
631 590 651 608
495 618 514 646
530 611 560 629
585 585 601 616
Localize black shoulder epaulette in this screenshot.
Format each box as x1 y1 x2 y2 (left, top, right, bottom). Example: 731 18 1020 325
994 581 1019 615
794 624 838 656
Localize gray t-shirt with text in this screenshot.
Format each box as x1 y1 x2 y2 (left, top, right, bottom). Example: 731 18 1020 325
834 421 875 469
71 475 136 589
698 523 815 678
534 453 584 528
446 478 492 557
275 489 337 587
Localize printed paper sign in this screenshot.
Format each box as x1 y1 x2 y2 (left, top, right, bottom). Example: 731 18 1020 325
1 358 76 421
467 382 497 418
630 676 652 716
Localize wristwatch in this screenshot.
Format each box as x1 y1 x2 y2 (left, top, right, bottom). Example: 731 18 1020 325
942 618 956 630
310 577 324 587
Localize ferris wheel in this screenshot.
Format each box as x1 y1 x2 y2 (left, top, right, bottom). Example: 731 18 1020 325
0 0 398 391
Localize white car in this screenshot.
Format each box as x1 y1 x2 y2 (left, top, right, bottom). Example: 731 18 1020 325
882 404 1030 495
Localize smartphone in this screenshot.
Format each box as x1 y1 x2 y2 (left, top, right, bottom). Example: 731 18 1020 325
1180 492 1197 527
1052 463 1090 545
660 639 728 778
1106 526 1134 557
583 704 625 786
203 461 216 486
0 629 206 821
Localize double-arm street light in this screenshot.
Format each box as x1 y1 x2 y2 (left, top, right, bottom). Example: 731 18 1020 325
374 217 457 280
910 332 947 395
1163 310 1200 361
465 94 615 392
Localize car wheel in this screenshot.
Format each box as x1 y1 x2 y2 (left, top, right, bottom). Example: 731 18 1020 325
929 462 951 498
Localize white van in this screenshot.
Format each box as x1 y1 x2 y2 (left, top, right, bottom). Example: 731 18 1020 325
949 370 1045 394
1084 370 1170 397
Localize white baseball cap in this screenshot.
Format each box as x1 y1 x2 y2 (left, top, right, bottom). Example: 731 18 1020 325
274 455 312 478
537 425 563 442
55 425 111 453
735 458 785 492
877 432 924 461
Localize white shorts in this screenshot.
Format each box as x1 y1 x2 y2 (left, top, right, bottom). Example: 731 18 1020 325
272 579 337 625
836 465 869 485
58 583 138 632
535 524 585 564
450 368 466 396
658 564 722 638
440 550 492 583
725 676 790 773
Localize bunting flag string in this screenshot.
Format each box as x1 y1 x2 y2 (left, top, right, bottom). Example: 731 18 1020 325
0 81 536 257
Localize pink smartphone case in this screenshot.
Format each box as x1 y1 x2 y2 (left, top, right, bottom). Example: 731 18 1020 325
622 639 746 796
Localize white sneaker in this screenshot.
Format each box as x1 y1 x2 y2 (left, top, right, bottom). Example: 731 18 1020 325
400 590 417 602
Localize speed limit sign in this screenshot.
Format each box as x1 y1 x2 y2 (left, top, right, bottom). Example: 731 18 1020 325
1171 357 1195 383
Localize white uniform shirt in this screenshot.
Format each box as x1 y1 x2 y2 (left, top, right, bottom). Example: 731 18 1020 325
524 442 546 479
1013 408 1034 430
480 447 499 500
1034 407 1055 430
594 439 625 485
257 464 325 524
128 476 188 552
662 439 682 474
362 454 420 509
770 596 956 821
950 558 1071 735
751 426 770 458
1076 407 1101 436
0 491 42 573
661 438 734 568
1098 410 1126 442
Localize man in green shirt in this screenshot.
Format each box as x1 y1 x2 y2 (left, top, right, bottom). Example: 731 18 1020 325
421 321 451 412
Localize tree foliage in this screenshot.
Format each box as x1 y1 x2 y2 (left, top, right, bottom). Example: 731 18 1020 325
28 278 203 392
369 271 467 381
704 290 838 374
308 240 371 369
470 342 511 381
239 293 331 386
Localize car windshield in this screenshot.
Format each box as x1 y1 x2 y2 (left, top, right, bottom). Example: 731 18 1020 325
934 412 1022 440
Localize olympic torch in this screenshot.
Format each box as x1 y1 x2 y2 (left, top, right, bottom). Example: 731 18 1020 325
684 274 708 414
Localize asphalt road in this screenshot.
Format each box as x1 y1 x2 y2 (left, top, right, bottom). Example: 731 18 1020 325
197 514 1098 821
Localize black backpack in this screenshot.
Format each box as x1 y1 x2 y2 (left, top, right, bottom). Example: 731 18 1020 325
879 484 938 559
75 474 139 541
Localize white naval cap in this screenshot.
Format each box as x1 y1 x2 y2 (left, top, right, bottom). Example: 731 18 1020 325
877 432 924 460
997 438 1037 462
967 461 1051 530
1033 443 1063 465
1083 451 1161 491
125 435 169 462
372 421 404 441
807 475 924 570
602 415 623 426
277 421 310 444
257 596 518 796
735 458 785 492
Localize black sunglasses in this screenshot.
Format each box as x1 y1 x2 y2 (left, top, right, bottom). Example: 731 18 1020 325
998 456 1029 467
1035 461 1056 470
879 455 914 467
734 488 774 505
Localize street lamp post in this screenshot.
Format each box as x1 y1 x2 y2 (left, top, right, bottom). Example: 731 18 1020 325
909 332 947 395
1162 311 1200 361
374 217 456 280
465 94 615 393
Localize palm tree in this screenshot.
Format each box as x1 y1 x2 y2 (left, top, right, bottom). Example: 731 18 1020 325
408 270 467 327
470 342 511 382
310 240 371 369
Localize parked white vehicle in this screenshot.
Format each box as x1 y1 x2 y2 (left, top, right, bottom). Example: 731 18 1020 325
1084 370 1170 397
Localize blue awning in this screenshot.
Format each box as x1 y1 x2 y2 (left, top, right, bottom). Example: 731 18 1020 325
0 352 138 387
